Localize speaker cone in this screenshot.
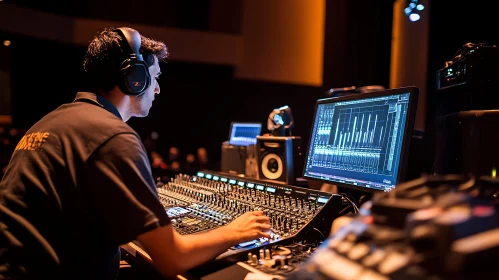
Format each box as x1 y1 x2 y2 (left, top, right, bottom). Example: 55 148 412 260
261 153 283 179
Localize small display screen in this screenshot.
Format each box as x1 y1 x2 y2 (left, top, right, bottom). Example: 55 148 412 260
166 207 190 218
237 240 258 248
238 181 245 187
197 172 205 178
256 185 265 191
206 174 213 179
266 187 276 193
229 123 262 146
232 239 266 250
221 178 228 182
213 176 220 181
247 183 255 188
229 179 237 184
317 197 329 204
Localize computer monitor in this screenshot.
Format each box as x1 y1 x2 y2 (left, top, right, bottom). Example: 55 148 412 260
228 122 262 146
303 87 419 192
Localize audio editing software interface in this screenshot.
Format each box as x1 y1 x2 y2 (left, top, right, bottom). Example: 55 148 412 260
304 92 411 191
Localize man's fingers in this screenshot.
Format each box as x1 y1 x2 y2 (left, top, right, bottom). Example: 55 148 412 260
258 223 271 231
255 215 270 223
259 231 271 238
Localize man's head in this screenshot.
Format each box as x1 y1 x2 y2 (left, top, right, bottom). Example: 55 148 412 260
83 27 168 119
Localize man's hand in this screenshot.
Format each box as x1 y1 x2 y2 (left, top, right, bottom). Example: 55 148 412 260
138 211 271 278
223 211 271 244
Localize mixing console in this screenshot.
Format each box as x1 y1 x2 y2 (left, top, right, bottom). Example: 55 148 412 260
156 171 344 275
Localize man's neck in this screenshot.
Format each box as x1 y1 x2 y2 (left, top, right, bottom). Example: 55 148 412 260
98 89 132 122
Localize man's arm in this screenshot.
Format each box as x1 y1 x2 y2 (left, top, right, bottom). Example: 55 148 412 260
138 211 270 278
85 133 270 277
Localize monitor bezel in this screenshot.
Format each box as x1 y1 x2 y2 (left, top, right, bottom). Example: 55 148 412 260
228 121 263 146
302 86 419 193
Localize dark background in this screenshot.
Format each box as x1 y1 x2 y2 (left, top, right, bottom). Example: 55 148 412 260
2 0 499 176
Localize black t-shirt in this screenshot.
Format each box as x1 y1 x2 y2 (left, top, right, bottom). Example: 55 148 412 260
0 92 170 279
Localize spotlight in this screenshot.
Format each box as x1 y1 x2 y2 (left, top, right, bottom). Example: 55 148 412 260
409 13 421 22
404 0 423 22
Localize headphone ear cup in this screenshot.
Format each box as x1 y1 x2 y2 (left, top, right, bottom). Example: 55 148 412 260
118 59 151 96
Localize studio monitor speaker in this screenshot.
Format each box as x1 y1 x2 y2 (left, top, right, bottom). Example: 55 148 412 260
257 136 303 185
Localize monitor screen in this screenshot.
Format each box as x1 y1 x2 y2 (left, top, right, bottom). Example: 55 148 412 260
303 87 418 192
228 122 262 146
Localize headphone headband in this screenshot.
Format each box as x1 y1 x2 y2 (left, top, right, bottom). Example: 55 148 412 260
114 28 144 61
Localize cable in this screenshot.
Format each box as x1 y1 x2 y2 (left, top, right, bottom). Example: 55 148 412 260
282 243 315 249
338 205 353 216
339 193 360 213
274 246 292 256
312 227 326 240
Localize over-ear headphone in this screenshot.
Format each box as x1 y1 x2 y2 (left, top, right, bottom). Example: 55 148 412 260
114 27 151 96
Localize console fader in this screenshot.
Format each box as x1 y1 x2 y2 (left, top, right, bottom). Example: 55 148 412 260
156 171 344 276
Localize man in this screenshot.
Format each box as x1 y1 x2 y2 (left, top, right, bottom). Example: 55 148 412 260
0 27 270 279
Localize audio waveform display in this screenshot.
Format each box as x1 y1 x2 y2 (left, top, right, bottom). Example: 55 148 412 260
304 92 412 191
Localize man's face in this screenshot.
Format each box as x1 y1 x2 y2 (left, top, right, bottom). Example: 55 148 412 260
131 55 161 117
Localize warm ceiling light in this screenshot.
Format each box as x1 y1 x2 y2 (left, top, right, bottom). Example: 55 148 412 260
3 40 11 47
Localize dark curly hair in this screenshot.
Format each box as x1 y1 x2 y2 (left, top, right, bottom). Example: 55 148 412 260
82 27 168 92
